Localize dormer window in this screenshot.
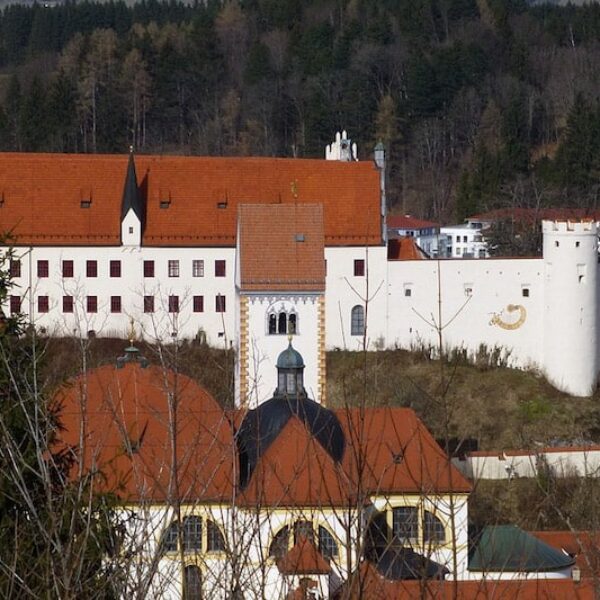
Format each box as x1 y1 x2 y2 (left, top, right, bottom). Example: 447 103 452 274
159 199 171 209
217 200 227 209
80 199 91 208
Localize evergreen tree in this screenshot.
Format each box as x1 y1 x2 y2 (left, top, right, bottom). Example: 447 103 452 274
555 94 600 188
20 76 50 151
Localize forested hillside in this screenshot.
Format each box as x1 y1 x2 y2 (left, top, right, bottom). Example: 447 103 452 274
1 0 600 221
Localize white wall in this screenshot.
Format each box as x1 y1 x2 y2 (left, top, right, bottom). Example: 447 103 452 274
7 245 236 345
324 245 388 351
543 221 599 396
243 293 322 407
454 447 600 480
384 258 544 369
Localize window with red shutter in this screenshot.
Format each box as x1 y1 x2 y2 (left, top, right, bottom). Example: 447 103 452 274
168 295 179 313
62 260 74 278
86 261 98 278
215 260 226 277
37 260 49 278
87 296 97 313
193 296 204 312
110 260 121 278
143 296 154 313
63 296 74 313
38 296 49 313
110 296 121 313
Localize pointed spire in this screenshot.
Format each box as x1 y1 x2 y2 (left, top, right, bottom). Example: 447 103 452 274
121 151 144 225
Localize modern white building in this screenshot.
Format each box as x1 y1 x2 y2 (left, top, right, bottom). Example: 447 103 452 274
1 137 600 398
387 214 448 257
440 222 489 258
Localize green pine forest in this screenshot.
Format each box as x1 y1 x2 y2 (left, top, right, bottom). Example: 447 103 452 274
1 0 600 222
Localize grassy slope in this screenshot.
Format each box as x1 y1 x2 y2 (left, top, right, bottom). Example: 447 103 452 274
326 349 600 451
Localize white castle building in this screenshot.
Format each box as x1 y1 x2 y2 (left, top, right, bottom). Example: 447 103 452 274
0 135 598 399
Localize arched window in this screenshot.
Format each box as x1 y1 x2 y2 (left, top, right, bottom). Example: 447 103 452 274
269 522 338 560
288 313 297 334
318 526 338 558
183 516 202 552
207 520 225 552
161 521 178 553
160 516 220 555
268 313 277 334
423 511 445 544
269 526 290 559
267 311 299 335
392 506 418 545
183 565 202 600
351 305 365 336
278 312 287 334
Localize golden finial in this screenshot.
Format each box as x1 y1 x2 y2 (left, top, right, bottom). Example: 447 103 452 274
128 317 136 345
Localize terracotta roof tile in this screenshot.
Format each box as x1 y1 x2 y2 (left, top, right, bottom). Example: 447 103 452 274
336 562 594 599
56 365 469 504
55 361 235 502
387 237 428 260
238 204 325 291
238 415 349 507
1 153 382 246
336 407 472 495
277 535 331 575
531 531 600 578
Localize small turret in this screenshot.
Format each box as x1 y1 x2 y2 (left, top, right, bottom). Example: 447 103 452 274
275 338 306 398
325 130 358 162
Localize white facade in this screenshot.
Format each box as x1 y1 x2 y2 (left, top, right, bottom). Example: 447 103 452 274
8 245 236 346
441 223 488 258
5 220 600 399
453 446 600 480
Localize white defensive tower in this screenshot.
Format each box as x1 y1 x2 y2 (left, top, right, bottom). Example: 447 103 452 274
543 220 599 396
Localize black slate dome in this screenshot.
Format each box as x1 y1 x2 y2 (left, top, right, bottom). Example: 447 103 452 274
236 341 345 488
237 396 345 488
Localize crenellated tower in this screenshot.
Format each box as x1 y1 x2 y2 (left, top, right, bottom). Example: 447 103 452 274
542 220 599 396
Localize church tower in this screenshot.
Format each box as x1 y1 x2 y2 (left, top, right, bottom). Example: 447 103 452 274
235 204 326 408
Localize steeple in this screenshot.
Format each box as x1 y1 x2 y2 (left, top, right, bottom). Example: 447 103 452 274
121 151 144 223
120 150 145 246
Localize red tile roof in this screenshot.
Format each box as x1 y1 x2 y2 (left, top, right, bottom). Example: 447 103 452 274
531 531 600 578
387 237 428 260
277 535 331 575
55 365 470 505
238 204 325 292
239 415 349 507
337 407 472 495
336 562 594 599
387 215 439 230
55 360 235 503
0 153 382 247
